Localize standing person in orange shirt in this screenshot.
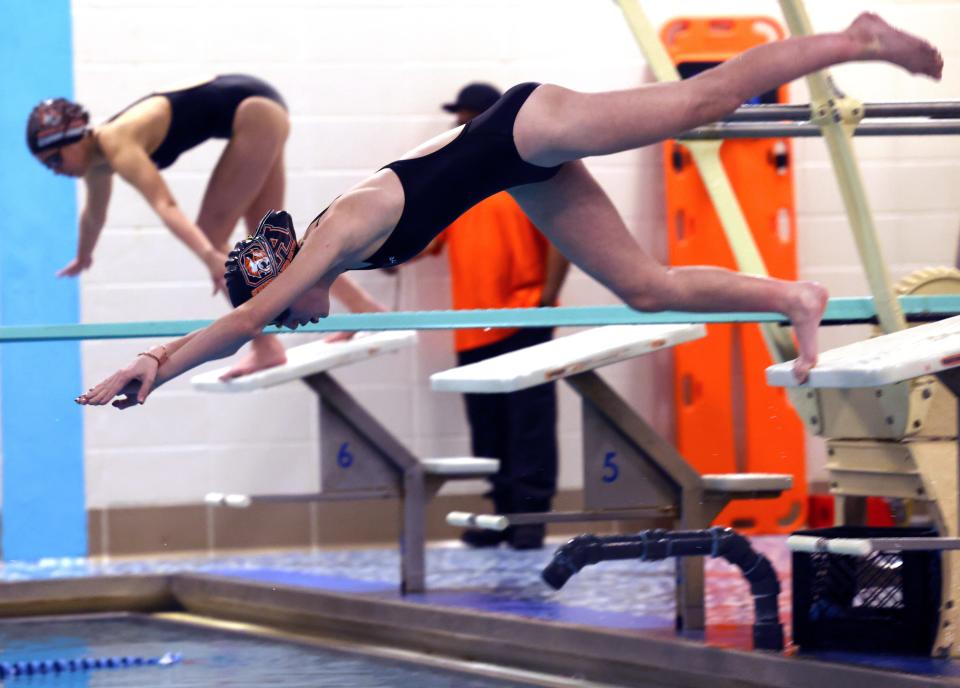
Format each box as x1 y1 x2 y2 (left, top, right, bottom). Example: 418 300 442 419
434 83 570 549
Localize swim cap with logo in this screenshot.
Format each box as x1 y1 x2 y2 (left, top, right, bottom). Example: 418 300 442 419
26 98 89 154
224 210 299 323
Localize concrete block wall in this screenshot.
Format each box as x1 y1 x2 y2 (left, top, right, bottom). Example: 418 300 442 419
69 0 960 511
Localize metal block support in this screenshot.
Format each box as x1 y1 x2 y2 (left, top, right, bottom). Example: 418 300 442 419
307 372 426 593
569 370 750 631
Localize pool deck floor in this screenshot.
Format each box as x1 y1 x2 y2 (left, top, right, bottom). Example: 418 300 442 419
0 535 956 687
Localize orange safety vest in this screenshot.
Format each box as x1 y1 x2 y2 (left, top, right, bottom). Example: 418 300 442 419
433 192 549 352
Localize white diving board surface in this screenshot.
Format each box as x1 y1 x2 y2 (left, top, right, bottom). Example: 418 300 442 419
766 314 960 388
191 330 417 392
431 324 706 394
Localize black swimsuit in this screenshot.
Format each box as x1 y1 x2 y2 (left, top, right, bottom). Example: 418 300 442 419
350 82 562 269
113 74 287 170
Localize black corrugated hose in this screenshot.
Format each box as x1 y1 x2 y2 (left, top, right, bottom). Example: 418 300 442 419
541 527 783 651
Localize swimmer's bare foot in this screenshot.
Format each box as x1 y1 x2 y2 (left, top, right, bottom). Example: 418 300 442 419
786 281 828 383
220 334 287 380
847 12 943 79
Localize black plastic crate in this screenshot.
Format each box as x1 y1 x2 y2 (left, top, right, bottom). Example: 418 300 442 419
792 526 941 654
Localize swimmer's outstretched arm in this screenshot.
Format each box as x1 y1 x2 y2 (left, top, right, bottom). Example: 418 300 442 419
76 224 354 409
104 139 231 295
78 188 398 408
58 168 112 278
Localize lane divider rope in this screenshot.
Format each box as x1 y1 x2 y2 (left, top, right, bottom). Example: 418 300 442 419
0 652 181 679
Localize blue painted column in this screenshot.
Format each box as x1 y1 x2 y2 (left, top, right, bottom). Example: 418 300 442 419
0 1 86 558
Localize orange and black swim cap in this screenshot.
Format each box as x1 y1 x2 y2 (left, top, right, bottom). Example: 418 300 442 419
225 210 299 322
26 98 89 154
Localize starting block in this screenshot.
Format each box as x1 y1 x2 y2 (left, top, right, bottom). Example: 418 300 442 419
768 314 960 657
766 314 960 389
192 331 499 594
432 324 792 631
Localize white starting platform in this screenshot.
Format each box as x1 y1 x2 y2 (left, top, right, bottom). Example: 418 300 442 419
431 323 705 393
432 324 792 631
192 331 417 392
192 331 499 594
767 314 960 389
768 314 960 657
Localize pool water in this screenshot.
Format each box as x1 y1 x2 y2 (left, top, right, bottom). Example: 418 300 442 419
0 616 540 687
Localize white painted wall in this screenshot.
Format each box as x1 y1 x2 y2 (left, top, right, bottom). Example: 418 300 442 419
70 0 960 508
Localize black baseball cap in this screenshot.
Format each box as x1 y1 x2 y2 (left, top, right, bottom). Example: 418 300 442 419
441 83 502 114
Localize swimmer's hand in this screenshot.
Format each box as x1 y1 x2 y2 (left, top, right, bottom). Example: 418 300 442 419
57 254 92 278
203 248 229 296
75 355 159 409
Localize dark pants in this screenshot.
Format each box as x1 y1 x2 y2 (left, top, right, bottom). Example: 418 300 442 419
457 328 558 515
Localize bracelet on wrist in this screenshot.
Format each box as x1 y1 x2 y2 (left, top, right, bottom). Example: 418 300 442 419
138 352 162 366
137 345 168 367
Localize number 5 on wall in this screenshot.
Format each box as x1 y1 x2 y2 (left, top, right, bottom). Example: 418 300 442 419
602 451 619 484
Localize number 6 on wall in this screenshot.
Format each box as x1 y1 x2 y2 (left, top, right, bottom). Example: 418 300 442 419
337 442 354 468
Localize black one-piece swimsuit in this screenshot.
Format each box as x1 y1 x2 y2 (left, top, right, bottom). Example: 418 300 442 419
347 82 563 269
113 74 287 170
